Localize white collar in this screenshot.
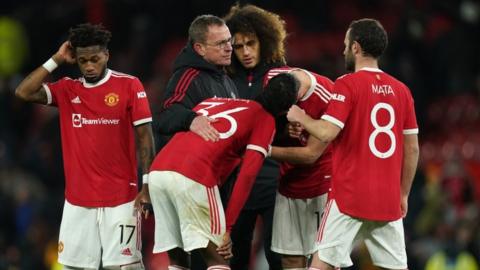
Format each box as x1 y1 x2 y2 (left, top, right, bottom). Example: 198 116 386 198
358 67 383 73
82 69 112 88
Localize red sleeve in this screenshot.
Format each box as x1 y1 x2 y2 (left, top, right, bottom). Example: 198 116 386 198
224 150 265 232
403 87 419 134
43 77 72 106
321 76 354 129
129 77 152 126
224 113 275 231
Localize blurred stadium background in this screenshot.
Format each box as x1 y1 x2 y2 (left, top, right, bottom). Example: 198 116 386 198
0 0 479 269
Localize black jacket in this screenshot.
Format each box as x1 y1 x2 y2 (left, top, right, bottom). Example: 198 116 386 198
156 44 238 135
229 61 284 209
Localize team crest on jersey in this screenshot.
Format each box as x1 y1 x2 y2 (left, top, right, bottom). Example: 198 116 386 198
104 92 119 106
58 241 64 253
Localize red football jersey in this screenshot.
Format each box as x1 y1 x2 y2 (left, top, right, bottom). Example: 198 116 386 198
44 69 152 207
322 68 419 221
266 68 333 198
150 97 275 230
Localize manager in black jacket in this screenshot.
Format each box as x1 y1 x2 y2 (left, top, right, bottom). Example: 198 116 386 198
157 15 238 140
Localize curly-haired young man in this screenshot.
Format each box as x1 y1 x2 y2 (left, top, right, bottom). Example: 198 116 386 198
15 23 154 270
223 4 288 270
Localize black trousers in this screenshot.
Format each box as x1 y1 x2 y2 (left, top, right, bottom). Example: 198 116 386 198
230 205 282 270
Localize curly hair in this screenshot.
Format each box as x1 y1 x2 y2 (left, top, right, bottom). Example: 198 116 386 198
68 23 112 49
224 4 287 68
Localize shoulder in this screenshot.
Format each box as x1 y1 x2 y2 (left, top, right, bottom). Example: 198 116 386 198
109 70 140 83
50 76 82 87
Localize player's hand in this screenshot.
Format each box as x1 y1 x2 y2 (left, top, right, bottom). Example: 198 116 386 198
216 232 233 260
134 187 152 219
52 41 76 65
401 195 408 218
287 105 306 124
287 122 304 139
190 115 220 142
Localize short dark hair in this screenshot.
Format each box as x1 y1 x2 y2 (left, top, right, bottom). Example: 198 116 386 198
224 4 287 66
255 73 299 116
68 23 111 49
188 15 226 44
348 18 387 58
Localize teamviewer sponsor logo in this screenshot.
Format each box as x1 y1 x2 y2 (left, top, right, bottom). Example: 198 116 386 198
72 114 82 127
72 113 120 128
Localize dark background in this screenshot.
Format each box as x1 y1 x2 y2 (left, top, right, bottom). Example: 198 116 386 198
0 0 479 269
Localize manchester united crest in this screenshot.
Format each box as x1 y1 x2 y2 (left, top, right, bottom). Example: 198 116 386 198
104 92 119 107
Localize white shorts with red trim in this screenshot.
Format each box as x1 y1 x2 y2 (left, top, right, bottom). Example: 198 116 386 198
271 192 327 255
58 200 142 268
315 199 408 269
149 170 225 253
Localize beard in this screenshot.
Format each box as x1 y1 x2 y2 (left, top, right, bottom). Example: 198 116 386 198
345 52 355 72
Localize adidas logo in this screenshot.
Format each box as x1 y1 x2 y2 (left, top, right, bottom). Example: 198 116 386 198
121 248 132 256
71 96 81 104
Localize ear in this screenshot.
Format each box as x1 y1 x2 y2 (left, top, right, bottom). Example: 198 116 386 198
104 49 110 61
352 41 362 56
193 43 206 57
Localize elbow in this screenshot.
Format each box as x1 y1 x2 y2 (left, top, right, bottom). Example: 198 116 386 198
303 153 320 165
15 87 28 101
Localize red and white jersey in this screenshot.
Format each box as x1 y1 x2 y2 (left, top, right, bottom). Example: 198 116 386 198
151 98 274 186
322 67 418 221
44 69 152 207
150 97 275 230
265 67 334 199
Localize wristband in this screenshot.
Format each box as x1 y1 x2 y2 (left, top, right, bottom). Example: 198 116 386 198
142 174 149 184
42 58 58 73
267 145 272 157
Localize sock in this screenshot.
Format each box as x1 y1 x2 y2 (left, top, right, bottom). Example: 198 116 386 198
206 265 231 270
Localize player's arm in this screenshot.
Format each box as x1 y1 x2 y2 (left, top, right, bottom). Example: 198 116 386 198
15 41 75 104
400 134 419 217
271 132 328 165
216 149 264 259
287 105 341 144
133 123 155 218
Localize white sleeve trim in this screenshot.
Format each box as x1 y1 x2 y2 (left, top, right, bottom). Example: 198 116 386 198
403 128 419 135
246 144 268 157
321 114 345 129
133 117 152 126
42 83 52 105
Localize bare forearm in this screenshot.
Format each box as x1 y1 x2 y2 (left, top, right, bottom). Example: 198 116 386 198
401 136 419 197
15 66 50 104
136 124 155 174
271 145 323 165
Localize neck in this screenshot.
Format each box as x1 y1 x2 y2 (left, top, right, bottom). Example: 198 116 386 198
354 57 379 72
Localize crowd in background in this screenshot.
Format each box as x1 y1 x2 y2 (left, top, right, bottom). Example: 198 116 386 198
0 0 479 269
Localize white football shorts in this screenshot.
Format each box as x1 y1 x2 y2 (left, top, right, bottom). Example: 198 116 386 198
271 192 327 255
58 200 142 269
315 199 408 269
149 170 226 253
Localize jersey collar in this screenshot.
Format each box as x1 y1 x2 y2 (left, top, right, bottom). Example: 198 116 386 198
359 67 383 73
82 69 112 88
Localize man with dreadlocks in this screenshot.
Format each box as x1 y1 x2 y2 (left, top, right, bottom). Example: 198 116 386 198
15 23 154 270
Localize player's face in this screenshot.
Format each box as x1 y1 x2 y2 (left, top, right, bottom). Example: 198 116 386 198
344 29 355 72
198 24 233 66
76 46 109 83
232 32 260 69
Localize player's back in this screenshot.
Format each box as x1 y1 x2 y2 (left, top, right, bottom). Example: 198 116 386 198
325 68 418 221
150 97 275 187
